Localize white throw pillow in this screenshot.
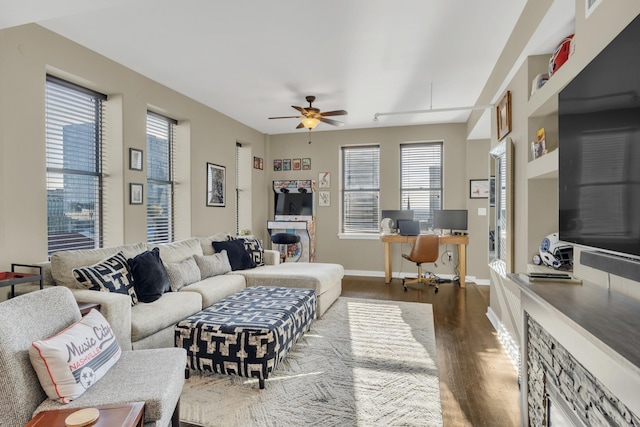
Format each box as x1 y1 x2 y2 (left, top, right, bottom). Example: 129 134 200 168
194 251 232 278
29 309 121 404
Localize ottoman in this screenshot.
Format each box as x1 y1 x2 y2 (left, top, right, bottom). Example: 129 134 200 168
175 286 316 389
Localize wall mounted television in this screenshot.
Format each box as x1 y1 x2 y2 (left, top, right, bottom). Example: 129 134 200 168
558 13 640 258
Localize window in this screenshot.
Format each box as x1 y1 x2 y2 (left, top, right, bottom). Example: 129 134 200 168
45 76 106 255
400 142 443 227
146 112 175 244
341 145 380 233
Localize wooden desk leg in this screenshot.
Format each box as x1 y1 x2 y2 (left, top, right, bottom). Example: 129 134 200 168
459 243 467 288
384 241 392 284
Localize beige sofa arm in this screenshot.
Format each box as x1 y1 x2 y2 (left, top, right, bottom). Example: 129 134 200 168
68 289 133 350
264 249 280 265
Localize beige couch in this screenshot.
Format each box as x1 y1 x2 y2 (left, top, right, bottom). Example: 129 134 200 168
39 236 343 350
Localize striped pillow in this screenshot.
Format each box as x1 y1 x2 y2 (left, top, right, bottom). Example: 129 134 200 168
73 251 138 305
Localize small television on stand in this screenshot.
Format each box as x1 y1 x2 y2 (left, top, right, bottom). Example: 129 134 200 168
433 210 468 235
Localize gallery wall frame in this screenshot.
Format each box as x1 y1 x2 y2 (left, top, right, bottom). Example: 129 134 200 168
496 90 512 140
130 183 143 205
207 162 226 207
129 148 143 171
470 179 490 199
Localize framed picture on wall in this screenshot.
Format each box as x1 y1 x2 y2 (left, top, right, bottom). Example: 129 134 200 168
496 91 512 140
130 183 143 205
302 158 311 170
207 162 225 207
273 159 282 171
293 158 301 170
283 159 292 171
319 172 330 189
129 148 143 171
470 179 490 199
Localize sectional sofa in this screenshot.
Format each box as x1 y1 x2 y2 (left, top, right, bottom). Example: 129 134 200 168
38 234 344 350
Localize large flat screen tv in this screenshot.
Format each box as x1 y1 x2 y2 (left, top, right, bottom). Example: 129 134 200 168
558 13 640 258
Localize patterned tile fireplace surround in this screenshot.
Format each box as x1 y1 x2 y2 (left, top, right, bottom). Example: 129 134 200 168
511 274 640 426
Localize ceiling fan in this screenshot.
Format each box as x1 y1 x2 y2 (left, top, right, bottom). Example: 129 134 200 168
269 95 348 130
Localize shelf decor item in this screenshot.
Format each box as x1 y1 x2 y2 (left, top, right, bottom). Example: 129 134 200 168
470 179 490 199
130 183 143 205
532 128 547 159
496 91 512 140
129 148 143 171
206 162 225 207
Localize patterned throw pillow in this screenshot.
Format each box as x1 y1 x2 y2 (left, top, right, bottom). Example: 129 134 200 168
29 309 121 403
73 252 138 306
240 237 265 267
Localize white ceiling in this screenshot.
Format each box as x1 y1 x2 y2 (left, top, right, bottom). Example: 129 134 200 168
0 0 575 137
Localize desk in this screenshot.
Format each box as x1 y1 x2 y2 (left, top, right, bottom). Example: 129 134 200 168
381 234 469 288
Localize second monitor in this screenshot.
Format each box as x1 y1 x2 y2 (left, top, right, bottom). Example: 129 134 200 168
433 209 468 234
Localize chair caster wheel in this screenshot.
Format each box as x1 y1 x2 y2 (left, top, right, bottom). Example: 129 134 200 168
435 288 439 294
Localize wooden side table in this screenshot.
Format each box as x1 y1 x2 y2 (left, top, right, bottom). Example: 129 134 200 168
26 402 145 427
77 302 101 316
0 264 42 299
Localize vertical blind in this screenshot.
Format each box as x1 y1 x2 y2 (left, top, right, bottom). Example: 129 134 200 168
400 142 443 226
146 112 175 244
341 145 380 233
45 76 106 255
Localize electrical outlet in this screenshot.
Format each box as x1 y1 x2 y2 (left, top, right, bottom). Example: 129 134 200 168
447 251 452 261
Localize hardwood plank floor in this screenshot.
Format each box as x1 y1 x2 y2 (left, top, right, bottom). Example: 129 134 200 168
181 276 520 426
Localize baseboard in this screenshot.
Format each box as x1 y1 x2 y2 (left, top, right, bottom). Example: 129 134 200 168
486 307 520 372
343 269 477 284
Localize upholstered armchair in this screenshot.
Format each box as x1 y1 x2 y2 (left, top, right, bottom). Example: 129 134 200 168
0 286 186 427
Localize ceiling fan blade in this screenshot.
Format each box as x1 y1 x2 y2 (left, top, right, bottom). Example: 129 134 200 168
320 109 348 117
320 117 344 127
295 122 305 129
292 105 309 115
268 115 302 119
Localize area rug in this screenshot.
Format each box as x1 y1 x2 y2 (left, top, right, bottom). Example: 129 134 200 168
180 297 442 426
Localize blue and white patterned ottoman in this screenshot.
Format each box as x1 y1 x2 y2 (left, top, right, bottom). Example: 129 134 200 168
175 286 316 389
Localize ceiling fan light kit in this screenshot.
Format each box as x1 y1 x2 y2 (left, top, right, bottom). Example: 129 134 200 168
301 117 320 129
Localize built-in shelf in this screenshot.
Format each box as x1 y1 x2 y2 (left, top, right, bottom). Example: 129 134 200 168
527 149 558 179
528 54 580 118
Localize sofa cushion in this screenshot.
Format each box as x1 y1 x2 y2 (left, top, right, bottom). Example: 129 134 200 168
179 273 246 308
238 262 344 295
73 252 138 306
212 239 255 270
194 251 232 279
130 292 202 342
165 256 201 292
128 248 170 303
29 309 121 404
51 242 147 289
197 232 232 255
155 237 203 264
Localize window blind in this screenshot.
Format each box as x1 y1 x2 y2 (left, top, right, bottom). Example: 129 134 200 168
146 112 175 244
45 76 105 255
400 142 443 226
341 145 380 233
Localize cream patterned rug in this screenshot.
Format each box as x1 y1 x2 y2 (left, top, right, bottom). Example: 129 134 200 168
180 297 442 426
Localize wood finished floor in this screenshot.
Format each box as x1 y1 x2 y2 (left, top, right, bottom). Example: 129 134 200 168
180 276 520 427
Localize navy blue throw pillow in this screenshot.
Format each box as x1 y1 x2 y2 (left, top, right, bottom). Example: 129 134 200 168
127 247 171 303
212 239 255 271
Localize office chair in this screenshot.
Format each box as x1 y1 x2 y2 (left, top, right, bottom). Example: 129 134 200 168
401 234 440 293
271 232 302 262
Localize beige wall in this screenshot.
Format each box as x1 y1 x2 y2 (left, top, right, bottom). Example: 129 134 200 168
0 24 266 272
267 124 491 280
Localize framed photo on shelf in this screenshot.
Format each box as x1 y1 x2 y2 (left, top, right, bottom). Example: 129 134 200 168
496 90 512 140
130 183 143 205
129 148 143 171
206 162 226 207
470 179 490 199
293 158 301 170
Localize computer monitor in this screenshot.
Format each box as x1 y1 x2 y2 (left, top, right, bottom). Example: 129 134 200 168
381 210 414 229
433 210 468 234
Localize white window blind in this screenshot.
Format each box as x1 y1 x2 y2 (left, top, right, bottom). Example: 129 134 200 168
146 112 175 244
400 142 443 227
341 145 380 233
45 76 105 255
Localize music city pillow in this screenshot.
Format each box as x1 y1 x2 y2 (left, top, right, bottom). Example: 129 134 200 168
29 309 122 404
